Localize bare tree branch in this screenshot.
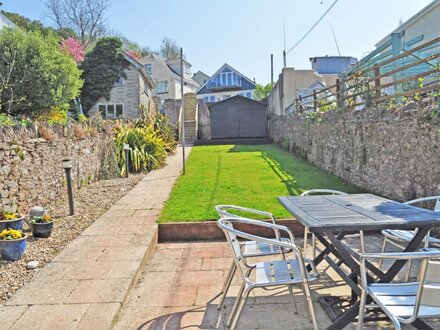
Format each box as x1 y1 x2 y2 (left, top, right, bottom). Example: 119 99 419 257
44 0 110 46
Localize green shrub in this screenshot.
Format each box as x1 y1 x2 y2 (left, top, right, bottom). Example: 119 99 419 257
115 126 168 176
0 28 82 116
0 113 13 126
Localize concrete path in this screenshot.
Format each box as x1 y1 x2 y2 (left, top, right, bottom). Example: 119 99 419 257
1 147 190 330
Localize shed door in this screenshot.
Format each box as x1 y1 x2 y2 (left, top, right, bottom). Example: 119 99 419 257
211 104 239 139
211 101 267 139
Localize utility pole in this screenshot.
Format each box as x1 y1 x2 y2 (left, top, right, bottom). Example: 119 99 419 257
180 47 186 175
271 54 274 86
283 50 286 68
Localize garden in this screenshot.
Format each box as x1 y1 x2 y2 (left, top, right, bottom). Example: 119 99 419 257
158 144 363 222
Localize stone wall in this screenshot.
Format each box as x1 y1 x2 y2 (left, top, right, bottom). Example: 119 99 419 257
0 123 116 212
269 105 440 201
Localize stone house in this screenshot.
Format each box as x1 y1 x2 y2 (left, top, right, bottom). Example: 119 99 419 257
139 54 199 103
88 52 155 119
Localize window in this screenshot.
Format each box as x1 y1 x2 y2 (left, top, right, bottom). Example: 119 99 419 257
210 96 216 102
204 96 209 102
115 76 125 86
98 104 124 119
144 64 152 75
156 81 168 94
107 104 115 118
246 92 252 99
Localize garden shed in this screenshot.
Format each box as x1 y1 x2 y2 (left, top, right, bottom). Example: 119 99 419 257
209 95 267 139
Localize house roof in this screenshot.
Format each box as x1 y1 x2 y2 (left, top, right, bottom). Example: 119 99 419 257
122 52 155 89
375 0 440 47
140 53 199 88
208 94 264 108
196 63 256 94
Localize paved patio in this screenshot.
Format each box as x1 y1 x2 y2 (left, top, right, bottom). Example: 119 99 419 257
114 235 435 330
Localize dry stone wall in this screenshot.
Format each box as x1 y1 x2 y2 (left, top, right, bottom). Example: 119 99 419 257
269 106 440 201
0 123 116 212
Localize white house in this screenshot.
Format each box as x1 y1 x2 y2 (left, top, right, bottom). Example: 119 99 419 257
139 54 199 103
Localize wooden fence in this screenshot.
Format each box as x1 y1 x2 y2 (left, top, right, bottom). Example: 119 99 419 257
295 36 440 112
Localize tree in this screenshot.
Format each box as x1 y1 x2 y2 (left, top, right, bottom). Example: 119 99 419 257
4 11 77 39
158 37 181 60
61 37 85 63
45 0 110 47
0 28 83 116
253 83 273 101
80 37 129 113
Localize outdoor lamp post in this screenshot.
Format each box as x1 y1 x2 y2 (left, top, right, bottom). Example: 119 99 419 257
124 143 130 178
62 159 74 216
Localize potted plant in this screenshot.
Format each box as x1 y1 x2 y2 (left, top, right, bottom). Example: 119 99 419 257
0 229 27 261
0 210 24 231
30 214 54 238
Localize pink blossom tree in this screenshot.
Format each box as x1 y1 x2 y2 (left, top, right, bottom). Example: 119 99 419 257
61 37 85 63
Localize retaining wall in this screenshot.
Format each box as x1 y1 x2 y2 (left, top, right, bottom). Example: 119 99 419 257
0 123 116 212
269 105 440 201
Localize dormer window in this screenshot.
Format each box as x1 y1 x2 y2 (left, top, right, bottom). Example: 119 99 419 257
115 76 125 86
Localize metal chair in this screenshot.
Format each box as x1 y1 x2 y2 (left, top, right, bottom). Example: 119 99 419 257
357 250 440 330
379 196 440 280
217 217 319 330
300 189 366 257
215 205 292 311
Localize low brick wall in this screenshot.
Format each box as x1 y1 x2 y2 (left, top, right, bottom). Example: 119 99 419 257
0 123 117 212
269 105 440 201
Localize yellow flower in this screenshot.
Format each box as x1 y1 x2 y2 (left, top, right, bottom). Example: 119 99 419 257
42 215 52 222
0 229 23 240
3 212 18 220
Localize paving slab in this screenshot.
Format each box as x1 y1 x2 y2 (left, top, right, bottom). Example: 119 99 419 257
114 236 438 330
2 147 190 329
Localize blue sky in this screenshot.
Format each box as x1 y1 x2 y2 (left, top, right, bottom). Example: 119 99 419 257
4 0 433 84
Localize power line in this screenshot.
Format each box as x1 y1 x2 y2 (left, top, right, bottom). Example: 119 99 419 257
286 0 339 55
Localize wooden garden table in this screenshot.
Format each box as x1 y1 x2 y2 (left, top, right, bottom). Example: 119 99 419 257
278 193 440 329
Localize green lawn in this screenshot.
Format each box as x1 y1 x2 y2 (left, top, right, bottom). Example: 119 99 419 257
158 144 364 223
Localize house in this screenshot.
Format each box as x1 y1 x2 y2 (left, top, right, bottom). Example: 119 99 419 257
88 52 155 119
139 54 199 103
375 0 440 51
196 64 257 103
192 70 210 86
309 56 357 74
268 68 339 116
0 11 17 30
355 0 440 77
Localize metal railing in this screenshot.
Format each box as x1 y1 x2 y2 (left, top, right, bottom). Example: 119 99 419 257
294 36 440 113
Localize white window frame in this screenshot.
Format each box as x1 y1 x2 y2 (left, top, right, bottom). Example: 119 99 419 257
156 81 168 94
98 103 124 119
145 64 152 76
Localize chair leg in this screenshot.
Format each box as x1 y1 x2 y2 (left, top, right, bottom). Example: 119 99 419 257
303 227 309 255
218 261 236 310
227 269 249 327
356 287 368 330
379 238 388 267
230 287 251 330
302 282 318 330
287 285 298 314
360 230 366 254
405 259 412 282
312 234 316 259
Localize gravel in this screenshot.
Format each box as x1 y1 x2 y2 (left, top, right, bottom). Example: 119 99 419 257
0 174 144 303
